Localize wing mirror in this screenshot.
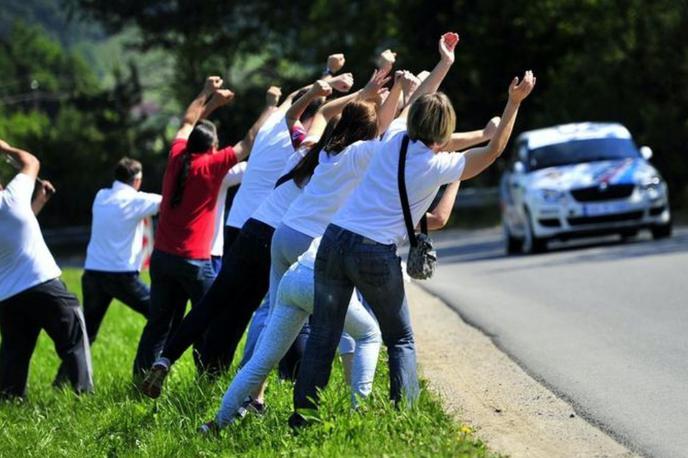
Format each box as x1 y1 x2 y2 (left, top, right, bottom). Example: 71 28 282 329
513 161 525 173
640 146 653 160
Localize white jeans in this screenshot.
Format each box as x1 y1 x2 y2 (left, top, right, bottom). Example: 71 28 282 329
215 262 381 426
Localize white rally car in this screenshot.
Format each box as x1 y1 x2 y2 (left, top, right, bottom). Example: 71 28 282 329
500 122 672 254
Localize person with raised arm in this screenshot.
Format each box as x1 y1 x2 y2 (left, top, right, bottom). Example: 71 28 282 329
0 139 93 398
139 73 357 396
132 76 254 376
209 86 284 273
290 32 536 428
194 66 398 425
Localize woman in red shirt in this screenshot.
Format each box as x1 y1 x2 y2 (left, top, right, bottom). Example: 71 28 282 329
133 76 261 376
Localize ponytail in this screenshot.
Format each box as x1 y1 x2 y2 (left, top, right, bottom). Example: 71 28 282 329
170 120 218 208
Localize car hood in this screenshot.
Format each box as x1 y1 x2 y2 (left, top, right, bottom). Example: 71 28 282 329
525 158 657 190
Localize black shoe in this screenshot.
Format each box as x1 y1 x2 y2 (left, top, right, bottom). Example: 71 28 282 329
288 412 310 430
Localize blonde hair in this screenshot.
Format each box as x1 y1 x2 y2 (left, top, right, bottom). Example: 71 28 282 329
407 92 456 147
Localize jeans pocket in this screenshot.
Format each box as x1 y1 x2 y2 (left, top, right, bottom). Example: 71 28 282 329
357 256 391 287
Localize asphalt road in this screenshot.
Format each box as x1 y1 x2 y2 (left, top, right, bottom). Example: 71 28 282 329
419 226 688 458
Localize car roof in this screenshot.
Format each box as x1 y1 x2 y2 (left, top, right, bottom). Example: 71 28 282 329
517 122 632 150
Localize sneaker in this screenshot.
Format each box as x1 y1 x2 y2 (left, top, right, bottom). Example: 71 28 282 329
198 420 220 436
140 362 169 399
239 396 267 417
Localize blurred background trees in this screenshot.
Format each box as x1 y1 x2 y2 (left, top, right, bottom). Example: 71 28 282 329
1 0 687 227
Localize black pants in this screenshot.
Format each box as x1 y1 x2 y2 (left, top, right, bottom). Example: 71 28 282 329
0 279 93 398
161 218 274 375
55 270 150 384
132 250 216 376
81 270 150 342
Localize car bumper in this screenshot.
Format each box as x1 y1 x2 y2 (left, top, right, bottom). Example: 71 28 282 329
529 195 670 240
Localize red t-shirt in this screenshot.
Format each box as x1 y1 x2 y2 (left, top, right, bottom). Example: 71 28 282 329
155 138 237 259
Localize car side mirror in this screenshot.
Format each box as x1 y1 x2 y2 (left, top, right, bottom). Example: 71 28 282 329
640 146 653 160
513 161 525 174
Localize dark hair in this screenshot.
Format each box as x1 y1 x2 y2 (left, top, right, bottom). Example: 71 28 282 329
291 100 378 188
293 88 325 122
114 157 143 185
170 120 218 208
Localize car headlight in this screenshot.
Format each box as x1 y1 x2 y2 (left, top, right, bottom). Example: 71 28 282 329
639 176 662 191
537 189 568 204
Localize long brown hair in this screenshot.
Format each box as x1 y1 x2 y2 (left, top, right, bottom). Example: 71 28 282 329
291 100 378 188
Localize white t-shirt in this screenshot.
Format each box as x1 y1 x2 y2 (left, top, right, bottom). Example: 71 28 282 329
282 139 379 238
332 119 466 245
85 181 162 272
0 173 62 301
251 149 306 229
211 162 247 256
226 112 293 229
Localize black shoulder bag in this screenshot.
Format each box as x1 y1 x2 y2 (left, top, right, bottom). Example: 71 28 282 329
398 135 437 280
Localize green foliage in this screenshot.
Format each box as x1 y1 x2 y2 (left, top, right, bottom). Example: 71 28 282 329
0 268 493 457
70 0 688 208
0 21 164 227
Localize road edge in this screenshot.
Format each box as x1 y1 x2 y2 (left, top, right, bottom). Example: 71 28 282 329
407 281 638 458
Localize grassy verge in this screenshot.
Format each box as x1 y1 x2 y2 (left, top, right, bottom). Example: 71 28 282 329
0 268 494 457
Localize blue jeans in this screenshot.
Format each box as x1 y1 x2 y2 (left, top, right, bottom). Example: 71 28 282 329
216 262 381 426
133 249 216 376
293 224 419 413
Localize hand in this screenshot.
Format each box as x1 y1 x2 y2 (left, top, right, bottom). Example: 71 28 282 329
213 89 235 106
361 69 391 100
329 73 354 93
36 180 55 202
400 70 420 96
439 32 460 64
265 86 282 106
508 70 536 104
310 80 333 98
327 53 345 74
0 139 10 151
483 116 501 140
375 87 390 106
376 49 397 74
203 76 224 94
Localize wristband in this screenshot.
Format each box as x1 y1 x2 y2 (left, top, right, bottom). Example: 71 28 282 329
322 67 334 77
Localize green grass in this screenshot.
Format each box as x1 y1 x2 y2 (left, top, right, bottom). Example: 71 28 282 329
0 268 493 457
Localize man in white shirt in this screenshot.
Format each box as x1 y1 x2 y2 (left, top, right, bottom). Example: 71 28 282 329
81 158 162 345
0 139 93 398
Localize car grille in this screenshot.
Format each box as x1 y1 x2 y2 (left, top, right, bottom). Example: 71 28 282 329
567 211 643 226
570 184 635 202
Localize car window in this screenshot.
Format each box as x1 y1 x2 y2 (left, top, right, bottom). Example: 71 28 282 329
528 138 640 171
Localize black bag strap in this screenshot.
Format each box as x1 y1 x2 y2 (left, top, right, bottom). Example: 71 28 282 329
397 135 427 247
274 167 297 188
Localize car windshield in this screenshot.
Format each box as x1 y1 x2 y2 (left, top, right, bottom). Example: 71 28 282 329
528 138 640 171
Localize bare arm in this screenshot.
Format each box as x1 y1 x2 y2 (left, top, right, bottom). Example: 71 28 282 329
233 87 283 161
286 80 333 133
426 181 461 230
444 117 500 151
377 72 404 135
175 76 224 140
403 33 459 116
461 72 536 180
31 179 55 215
0 139 40 179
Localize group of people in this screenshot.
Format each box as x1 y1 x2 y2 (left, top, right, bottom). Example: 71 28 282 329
0 32 535 433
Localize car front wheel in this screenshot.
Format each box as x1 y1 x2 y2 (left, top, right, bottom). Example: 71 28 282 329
504 222 523 255
651 220 672 239
522 208 548 254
